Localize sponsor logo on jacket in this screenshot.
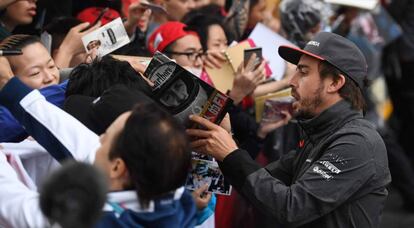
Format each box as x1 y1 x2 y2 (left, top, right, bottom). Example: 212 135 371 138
318 160 341 174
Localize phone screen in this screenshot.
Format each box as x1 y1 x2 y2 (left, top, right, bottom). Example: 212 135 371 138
244 47 262 69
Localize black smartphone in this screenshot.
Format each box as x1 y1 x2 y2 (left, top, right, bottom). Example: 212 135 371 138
244 47 262 69
81 7 108 32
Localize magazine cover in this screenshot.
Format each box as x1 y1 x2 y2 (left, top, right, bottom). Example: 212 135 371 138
261 96 294 123
186 158 232 195
254 88 292 122
144 51 233 128
81 17 130 57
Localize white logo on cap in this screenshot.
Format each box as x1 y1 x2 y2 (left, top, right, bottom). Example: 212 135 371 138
92 97 101 104
153 33 163 50
307 41 320 47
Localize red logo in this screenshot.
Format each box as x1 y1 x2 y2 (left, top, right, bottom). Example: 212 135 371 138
299 140 305 148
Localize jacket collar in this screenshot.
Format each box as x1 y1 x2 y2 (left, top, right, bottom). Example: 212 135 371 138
103 186 186 213
298 100 363 143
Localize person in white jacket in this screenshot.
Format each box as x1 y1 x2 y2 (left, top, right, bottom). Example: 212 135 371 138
0 57 196 228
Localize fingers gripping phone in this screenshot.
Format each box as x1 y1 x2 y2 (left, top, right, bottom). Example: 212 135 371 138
244 47 262 69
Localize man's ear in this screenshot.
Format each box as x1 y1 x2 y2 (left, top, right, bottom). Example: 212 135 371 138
326 74 346 93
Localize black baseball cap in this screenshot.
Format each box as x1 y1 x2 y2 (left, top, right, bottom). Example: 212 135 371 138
278 32 367 89
64 84 154 135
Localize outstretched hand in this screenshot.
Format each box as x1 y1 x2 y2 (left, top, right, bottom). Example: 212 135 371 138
186 115 238 161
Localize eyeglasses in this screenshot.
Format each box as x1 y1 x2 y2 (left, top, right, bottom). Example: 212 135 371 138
165 51 205 62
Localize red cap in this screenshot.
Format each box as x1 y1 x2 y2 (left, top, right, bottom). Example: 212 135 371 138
147 21 199 54
77 7 120 26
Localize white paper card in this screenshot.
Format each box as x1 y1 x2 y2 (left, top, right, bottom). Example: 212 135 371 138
324 0 379 10
248 23 295 81
82 18 130 57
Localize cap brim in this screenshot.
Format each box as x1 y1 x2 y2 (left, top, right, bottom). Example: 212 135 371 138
278 45 325 65
63 95 98 133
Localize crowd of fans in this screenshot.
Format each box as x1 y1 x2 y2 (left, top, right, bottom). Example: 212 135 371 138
0 0 412 227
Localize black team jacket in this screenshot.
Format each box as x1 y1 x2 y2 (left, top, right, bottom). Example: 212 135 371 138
219 100 391 228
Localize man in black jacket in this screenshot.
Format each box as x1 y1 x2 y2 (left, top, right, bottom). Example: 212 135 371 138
187 32 391 228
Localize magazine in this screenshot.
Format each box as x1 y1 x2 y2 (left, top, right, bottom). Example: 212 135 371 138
144 51 233 128
144 52 233 195
81 17 130 57
261 96 294 123
254 88 292 122
185 158 232 195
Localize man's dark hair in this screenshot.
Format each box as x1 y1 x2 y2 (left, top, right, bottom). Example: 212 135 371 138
318 61 366 111
40 161 108 228
65 56 152 97
109 103 191 207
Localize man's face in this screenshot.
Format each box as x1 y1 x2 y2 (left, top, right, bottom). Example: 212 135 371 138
4 0 37 26
87 40 101 51
94 112 131 181
290 55 326 119
160 79 189 107
164 0 196 21
9 42 60 89
170 34 204 70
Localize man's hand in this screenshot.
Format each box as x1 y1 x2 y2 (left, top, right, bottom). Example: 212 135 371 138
204 50 226 69
187 115 238 161
191 184 212 210
229 54 266 104
0 57 14 90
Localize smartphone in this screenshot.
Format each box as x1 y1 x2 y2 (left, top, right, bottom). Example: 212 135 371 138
244 47 262 69
81 7 108 32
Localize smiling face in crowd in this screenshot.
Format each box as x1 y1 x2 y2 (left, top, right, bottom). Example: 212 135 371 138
8 42 60 89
